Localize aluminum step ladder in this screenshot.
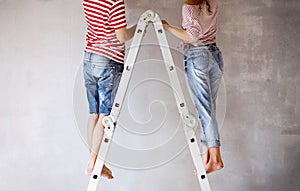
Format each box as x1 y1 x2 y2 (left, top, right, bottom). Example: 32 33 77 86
86 10 211 191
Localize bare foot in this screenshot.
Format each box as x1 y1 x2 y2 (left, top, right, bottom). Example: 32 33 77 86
100 165 114 179
86 156 114 179
205 161 224 174
205 147 224 174
194 149 209 175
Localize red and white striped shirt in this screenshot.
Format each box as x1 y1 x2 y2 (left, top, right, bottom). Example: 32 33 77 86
83 0 127 63
182 0 218 45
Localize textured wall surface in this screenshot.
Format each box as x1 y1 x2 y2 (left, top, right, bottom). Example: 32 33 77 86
0 0 299 191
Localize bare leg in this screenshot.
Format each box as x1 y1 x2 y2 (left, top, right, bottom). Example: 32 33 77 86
86 114 98 175
87 114 99 153
86 114 113 179
205 147 224 174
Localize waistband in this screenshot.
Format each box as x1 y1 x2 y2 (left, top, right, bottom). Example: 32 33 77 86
83 50 124 66
183 43 216 49
83 51 110 62
183 43 220 54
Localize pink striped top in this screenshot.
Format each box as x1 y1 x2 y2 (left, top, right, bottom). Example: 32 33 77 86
182 0 218 45
83 0 127 63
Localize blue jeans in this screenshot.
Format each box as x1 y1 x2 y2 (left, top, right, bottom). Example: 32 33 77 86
184 44 223 147
83 51 124 115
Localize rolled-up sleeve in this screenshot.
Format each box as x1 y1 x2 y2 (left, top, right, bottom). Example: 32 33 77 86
182 5 201 42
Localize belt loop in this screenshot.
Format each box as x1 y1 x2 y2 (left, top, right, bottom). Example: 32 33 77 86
88 51 92 62
85 51 91 62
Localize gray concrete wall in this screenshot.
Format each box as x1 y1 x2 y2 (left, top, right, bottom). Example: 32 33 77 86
0 0 299 191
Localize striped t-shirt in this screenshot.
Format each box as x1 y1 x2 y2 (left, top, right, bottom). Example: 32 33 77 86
182 0 218 45
83 0 127 63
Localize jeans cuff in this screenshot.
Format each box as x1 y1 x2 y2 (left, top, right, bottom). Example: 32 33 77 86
201 140 221 148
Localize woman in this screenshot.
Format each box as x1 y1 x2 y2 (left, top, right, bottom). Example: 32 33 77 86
83 0 136 179
162 0 224 174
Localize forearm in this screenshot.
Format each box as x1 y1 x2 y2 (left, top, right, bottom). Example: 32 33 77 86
115 24 137 43
126 25 137 41
165 25 194 42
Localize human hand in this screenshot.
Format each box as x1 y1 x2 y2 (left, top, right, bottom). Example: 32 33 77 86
162 20 169 25
161 20 170 30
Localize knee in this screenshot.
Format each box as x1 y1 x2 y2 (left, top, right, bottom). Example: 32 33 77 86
89 114 99 121
99 114 107 118
97 114 108 128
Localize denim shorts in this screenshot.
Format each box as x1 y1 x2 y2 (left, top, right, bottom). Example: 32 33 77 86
83 51 124 115
184 44 223 147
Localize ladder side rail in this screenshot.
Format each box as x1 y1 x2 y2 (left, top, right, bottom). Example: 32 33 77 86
152 16 190 116
86 125 116 191
110 19 148 121
152 14 212 191
184 124 212 191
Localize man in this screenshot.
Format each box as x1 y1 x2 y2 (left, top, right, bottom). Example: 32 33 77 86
83 0 136 179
